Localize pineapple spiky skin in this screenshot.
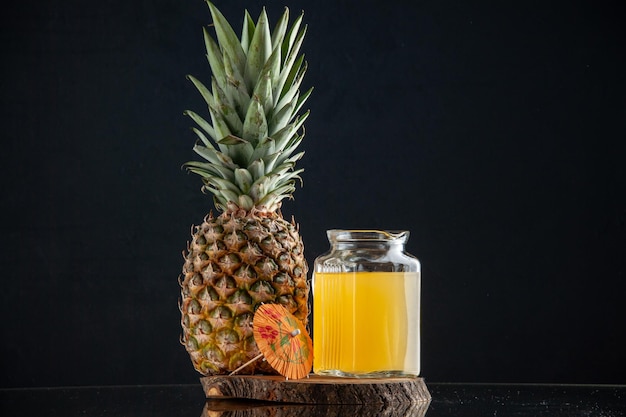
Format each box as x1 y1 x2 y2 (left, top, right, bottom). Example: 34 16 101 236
179 1 312 375
180 209 308 375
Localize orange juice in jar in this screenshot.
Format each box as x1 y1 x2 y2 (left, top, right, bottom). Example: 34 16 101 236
313 230 421 378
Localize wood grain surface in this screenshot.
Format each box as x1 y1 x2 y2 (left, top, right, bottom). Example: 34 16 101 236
200 374 431 405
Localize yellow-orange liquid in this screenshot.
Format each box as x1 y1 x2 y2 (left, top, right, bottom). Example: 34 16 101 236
313 272 420 376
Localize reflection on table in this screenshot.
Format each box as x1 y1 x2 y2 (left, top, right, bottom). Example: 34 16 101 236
1 383 625 417
202 398 430 417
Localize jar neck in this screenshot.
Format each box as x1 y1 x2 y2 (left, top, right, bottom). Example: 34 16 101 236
327 230 409 251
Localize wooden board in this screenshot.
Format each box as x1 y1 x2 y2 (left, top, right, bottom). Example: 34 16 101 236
200 374 431 405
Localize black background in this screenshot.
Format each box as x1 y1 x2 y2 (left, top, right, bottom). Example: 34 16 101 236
1 0 625 387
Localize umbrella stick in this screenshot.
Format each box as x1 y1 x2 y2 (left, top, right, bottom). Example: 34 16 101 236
229 353 264 376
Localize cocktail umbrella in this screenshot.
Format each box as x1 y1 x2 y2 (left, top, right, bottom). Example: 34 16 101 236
230 303 313 380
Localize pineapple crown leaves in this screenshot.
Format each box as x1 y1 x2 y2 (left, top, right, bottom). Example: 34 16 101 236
183 1 312 214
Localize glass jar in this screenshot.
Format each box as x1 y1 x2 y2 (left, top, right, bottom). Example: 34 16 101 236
313 230 421 378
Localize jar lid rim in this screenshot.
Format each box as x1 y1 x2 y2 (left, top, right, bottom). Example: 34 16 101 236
327 229 409 242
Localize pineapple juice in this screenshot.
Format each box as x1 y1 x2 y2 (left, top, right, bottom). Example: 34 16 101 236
313 271 420 377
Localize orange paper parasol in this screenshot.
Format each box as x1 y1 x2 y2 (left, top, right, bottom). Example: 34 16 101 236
248 303 313 380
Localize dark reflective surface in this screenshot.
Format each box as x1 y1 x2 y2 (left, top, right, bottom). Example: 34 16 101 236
1 383 625 416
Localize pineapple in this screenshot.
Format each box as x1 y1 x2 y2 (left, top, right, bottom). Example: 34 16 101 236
179 1 312 376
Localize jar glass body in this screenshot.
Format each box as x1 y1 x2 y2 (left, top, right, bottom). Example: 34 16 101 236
312 230 421 378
